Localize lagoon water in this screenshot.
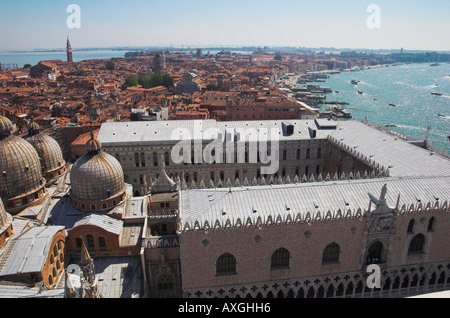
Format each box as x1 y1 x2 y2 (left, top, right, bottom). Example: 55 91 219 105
317 63 450 154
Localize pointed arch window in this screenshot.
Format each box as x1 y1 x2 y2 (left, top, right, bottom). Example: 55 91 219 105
408 234 425 255
366 241 384 264
427 217 435 232
407 219 415 234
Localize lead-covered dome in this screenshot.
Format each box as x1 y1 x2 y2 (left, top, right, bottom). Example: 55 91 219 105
0 116 14 135
69 131 126 212
0 116 47 213
26 122 66 185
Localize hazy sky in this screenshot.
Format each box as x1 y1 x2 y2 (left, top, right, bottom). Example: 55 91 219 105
1 0 449 51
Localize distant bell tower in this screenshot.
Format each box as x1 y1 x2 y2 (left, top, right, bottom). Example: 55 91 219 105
67 37 73 63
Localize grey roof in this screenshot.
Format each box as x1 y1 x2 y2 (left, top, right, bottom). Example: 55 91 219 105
0 226 65 276
120 224 143 247
329 121 450 178
0 285 64 298
84 256 144 298
49 197 123 235
180 176 450 230
72 213 123 236
97 119 330 146
122 196 147 219
98 119 449 180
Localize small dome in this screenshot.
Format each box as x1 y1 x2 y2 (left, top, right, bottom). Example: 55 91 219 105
0 116 13 137
86 138 102 153
28 121 40 134
70 134 125 208
85 130 102 153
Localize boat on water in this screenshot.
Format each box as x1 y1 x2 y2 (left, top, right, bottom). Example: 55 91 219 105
351 80 360 85
430 63 440 67
328 106 352 119
357 90 363 94
373 98 378 101
436 113 446 117
385 124 397 128
388 103 396 107
431 92 443 96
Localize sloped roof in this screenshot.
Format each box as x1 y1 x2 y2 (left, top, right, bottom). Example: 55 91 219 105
0 226 65 276
180 176 450 231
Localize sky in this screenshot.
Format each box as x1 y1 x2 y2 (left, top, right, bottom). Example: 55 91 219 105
1 0 449 51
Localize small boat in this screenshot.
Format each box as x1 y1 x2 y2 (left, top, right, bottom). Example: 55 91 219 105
351 80 360 85
388 103 396 107
373 98 378 101
437 113 446 117
431 92 443 96
430 63 440 67
358 90 363 94
335 91 339 93
385 124 397 128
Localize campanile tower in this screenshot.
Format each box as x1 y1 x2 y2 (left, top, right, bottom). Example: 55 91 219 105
67 37 73 62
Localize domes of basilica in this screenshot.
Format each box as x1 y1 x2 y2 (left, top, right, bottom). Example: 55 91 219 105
69 131 126 212
0 116 47 213
26 122 66 186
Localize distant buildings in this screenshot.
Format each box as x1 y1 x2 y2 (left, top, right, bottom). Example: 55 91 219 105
174 72 201 95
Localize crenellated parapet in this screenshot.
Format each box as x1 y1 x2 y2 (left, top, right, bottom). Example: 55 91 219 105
179 207 366 233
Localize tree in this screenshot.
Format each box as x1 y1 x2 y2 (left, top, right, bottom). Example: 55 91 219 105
105 60 115 71
274 53 283 61
122 73 174 90
161 73 174 88
23 64 32 69
122 74 139 89
206 83 217 91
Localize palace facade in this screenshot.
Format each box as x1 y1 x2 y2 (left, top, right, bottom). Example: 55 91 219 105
95 118 449 298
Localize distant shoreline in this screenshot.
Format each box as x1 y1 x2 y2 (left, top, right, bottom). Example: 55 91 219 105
1 46 449 55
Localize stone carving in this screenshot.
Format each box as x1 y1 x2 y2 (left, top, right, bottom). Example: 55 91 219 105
368 215 395 233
